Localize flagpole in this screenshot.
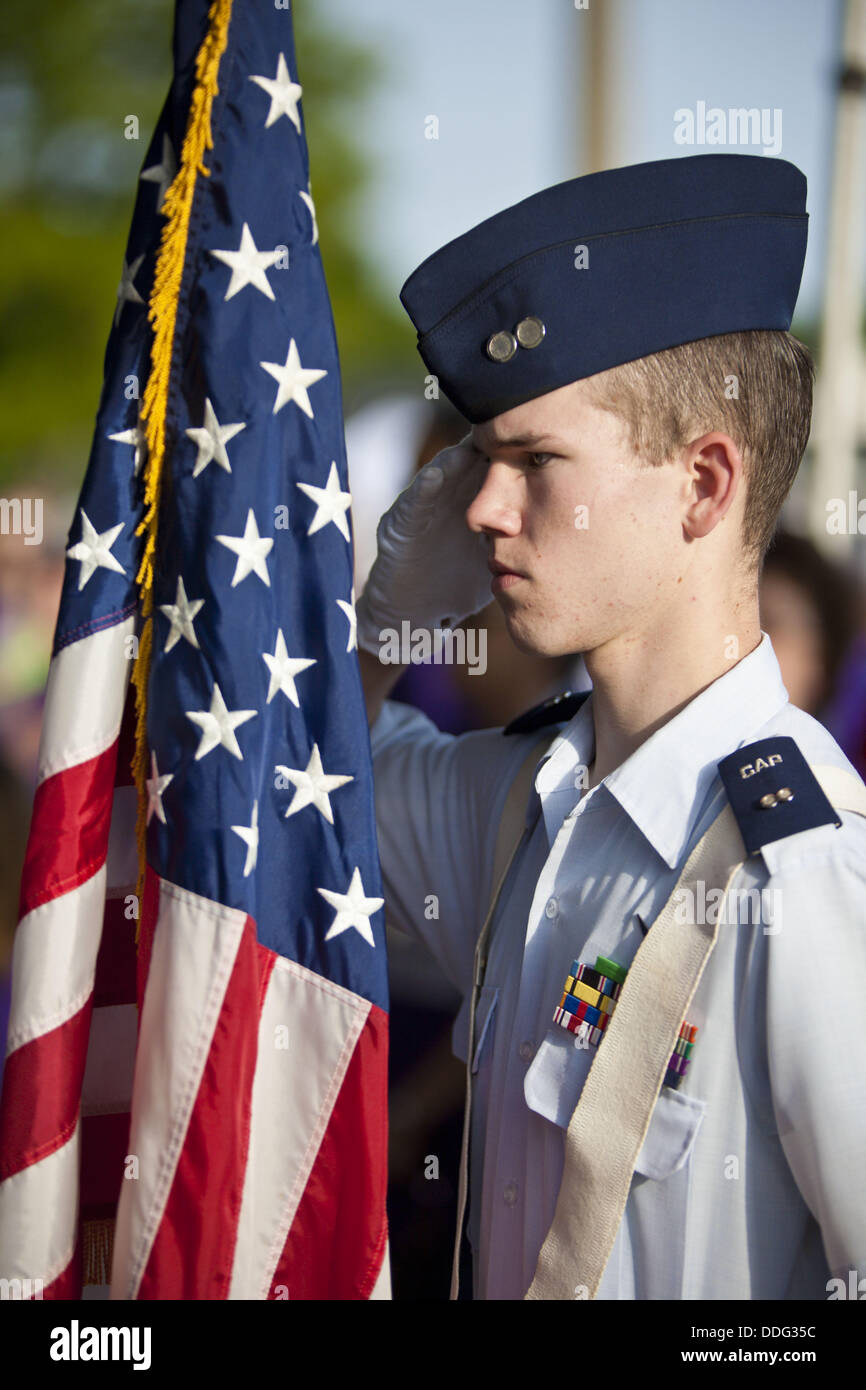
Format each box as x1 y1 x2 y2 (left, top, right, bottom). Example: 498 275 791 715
808 0 866 556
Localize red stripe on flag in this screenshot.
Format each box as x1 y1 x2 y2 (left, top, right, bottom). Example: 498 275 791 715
40 1230 82 1301
0 998 93 1181
268 1002 389 1300
114 685 138 789
81 1111 131 1221
19 743 119 919
94 898 138 1009
135 921 274 1299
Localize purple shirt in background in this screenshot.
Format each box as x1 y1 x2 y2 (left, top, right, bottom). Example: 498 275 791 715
823 636 866 782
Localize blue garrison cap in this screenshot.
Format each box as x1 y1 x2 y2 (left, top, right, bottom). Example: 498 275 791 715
399 155 808 423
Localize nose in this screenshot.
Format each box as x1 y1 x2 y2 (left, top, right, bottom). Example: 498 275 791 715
465 459 523 537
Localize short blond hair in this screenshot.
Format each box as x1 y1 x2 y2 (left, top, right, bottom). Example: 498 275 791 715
582 330 814 561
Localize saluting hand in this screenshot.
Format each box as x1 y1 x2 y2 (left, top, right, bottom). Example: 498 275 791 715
355 436 492 656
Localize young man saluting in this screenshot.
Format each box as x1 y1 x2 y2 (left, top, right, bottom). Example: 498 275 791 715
356 155 866 1301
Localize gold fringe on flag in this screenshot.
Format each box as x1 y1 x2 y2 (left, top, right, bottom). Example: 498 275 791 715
131 0 233 940
82 1216 116 1289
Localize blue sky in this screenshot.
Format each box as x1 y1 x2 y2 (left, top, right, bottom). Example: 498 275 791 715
317 0 844 327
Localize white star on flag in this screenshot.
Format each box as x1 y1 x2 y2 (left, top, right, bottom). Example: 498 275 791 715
209 222 282 301
299 182 318 244
260 338 327 417
145 751 173 826
185 682 257 761
108 424 146 477
140 133 176 212
297 461 352 541
114 254 145 328
336 585 358 652
276 744 354 825
262 629 316 705
318 867 383 948
66 510 126 590
160 576 204 652
186 397 246 477
249 53 303 131
216 508 273 587
231 800 259 877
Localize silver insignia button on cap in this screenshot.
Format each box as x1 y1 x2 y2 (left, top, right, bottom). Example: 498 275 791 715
486 330 517 362
515 316 545 348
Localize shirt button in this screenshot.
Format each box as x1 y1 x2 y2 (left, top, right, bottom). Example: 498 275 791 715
519 1040 534 1063
503 1181 519 1206
545 897 558 918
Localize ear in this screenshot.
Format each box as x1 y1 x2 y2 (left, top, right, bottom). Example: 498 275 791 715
681 431 743 541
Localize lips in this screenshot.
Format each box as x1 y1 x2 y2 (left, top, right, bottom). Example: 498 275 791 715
488 559 525 578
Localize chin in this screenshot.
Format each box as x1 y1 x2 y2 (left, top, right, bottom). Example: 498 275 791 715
503 611 572 659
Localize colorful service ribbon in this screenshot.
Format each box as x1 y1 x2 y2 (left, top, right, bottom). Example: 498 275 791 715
553 954 698 1089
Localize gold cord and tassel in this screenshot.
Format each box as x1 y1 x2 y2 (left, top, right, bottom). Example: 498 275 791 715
83 0 233 1292
82 1216 116 1289
131 0 233 939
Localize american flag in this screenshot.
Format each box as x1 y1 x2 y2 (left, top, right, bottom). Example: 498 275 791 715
0 0 389 1300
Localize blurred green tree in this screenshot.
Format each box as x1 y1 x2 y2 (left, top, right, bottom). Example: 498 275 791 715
0 0 411 486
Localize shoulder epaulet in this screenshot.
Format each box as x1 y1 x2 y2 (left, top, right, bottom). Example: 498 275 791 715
717 735 842 854
503 689 590 736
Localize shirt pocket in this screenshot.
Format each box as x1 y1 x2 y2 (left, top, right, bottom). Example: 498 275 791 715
524 1025 595 1126
633 1086 706 1180
524 1026 706 1180
452 984 500 1073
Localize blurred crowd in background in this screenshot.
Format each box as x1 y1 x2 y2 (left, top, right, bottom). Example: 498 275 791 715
2 0 865 1301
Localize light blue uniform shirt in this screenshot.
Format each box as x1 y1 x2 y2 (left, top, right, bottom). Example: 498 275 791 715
370 634 866 1299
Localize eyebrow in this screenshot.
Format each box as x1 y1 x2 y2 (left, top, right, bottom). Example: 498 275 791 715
471 431 568 451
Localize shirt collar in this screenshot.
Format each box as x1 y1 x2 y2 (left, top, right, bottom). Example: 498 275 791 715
531 695 597 840
536 632 789 868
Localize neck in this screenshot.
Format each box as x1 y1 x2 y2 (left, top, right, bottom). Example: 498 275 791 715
584 595 761 788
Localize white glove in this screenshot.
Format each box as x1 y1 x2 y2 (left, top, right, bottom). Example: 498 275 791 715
355 436 492 656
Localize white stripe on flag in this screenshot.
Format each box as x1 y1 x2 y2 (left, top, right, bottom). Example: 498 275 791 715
228 954 370 1299
5 867 107 1056
81 1004 138 1115
105 785 140 891
110 877 247 1299
36 616 135 785
0 1123 80 1286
